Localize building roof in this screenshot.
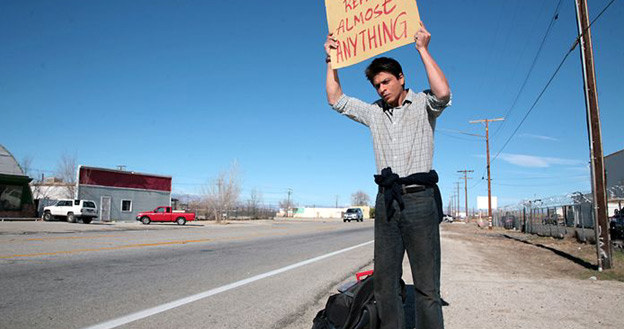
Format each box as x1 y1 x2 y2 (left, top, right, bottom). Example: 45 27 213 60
605 148 624 159
0 144 25 176
78 166 172 192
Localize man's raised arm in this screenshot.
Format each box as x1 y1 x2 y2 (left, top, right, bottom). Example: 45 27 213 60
414 22 451 103
325 33 343 106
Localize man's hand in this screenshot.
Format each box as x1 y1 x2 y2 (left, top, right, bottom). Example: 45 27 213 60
325 33 338 62
413 21 450 102
414 21 430 53
325 33 343 105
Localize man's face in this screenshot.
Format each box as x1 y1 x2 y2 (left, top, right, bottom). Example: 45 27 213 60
372 71 405 107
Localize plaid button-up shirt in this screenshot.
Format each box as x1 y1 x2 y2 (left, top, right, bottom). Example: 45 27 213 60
331 89 451 177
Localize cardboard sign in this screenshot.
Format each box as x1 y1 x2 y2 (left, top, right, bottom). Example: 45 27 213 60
325 0 421 69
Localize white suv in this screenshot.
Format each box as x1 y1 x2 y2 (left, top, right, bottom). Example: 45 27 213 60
43 199 98 224
343 208 364 222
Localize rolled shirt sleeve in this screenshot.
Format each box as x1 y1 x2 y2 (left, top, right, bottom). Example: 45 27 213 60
424 89 452 118
331 94 373 127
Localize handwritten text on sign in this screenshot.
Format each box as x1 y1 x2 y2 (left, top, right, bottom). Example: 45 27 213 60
325 0 421 69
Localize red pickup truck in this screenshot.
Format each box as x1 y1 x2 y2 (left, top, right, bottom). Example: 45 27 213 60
136 206 195 225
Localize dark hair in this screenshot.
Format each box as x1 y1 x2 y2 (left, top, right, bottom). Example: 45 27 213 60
365 57 403 84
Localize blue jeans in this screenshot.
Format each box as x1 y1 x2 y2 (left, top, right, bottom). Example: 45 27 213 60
374 188 443 329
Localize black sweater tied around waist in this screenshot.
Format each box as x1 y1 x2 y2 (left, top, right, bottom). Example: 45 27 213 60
374 167 444 223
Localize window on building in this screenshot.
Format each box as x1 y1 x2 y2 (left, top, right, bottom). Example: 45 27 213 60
121 200 132 212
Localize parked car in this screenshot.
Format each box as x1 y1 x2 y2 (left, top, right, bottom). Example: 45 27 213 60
42 199 98 224
136 206 195 225
442 214 454 223
343 208 364 222
610 212 624 240
543 214 558 225
501 214 516 229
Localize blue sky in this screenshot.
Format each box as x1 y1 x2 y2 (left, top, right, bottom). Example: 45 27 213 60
2 0 622 210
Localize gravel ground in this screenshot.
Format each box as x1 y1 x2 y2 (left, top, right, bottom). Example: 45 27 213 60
440 223 623 329
294 222 624 329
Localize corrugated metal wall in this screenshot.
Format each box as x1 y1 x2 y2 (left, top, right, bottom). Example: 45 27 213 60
606 150 624 188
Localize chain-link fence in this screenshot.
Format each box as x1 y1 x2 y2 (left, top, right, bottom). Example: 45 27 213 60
493 185 624 243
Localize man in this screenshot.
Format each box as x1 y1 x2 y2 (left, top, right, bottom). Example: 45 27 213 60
324 21 451 329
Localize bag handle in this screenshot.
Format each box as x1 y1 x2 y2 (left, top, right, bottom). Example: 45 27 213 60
355 270 374 281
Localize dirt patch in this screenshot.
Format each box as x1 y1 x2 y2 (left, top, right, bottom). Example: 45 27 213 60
440 223 624 329
442 222 624 282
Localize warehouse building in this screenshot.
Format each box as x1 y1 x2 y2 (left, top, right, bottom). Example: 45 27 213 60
605 149 624 215
605 149 624 189
76 166 171 222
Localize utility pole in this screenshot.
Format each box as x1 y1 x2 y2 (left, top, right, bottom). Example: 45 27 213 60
456 194 460 217
455 182 461 219
448 195 453 216
287 188 293 218
450 194 456 217
458 169 474 221
575 0 611 270
470 117 504 229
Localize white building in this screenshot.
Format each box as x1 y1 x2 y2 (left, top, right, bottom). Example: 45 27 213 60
289 206 371 219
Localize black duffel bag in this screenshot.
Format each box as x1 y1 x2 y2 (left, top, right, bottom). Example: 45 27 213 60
312 272 405 329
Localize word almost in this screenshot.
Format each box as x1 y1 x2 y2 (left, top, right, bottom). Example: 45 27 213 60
334 10 407 64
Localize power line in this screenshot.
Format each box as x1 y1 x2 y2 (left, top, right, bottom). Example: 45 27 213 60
469 169 487 190
493 180 588 187
495 174 588 181
473 1 509 96
491 0 617 163
492 0 563 140
499 0 554 100
492 51 573 163
467 1 616 192
437 131 482 142
468 0 565 190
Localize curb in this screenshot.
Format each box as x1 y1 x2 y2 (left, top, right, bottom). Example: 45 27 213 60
0 218 39 222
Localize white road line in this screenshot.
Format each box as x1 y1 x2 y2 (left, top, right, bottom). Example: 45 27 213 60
84 240 374 329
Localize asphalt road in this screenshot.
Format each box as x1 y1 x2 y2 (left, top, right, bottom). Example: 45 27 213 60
4 220 623 329
0 220 375 329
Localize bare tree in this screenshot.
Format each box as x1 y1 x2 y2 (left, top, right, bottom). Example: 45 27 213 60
20 155 34 177
20 155 43 200
201 162 241 223
351 190 370 206
278 198 296 217
246 188 262 219
55 153 77 199
187 198 205 219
